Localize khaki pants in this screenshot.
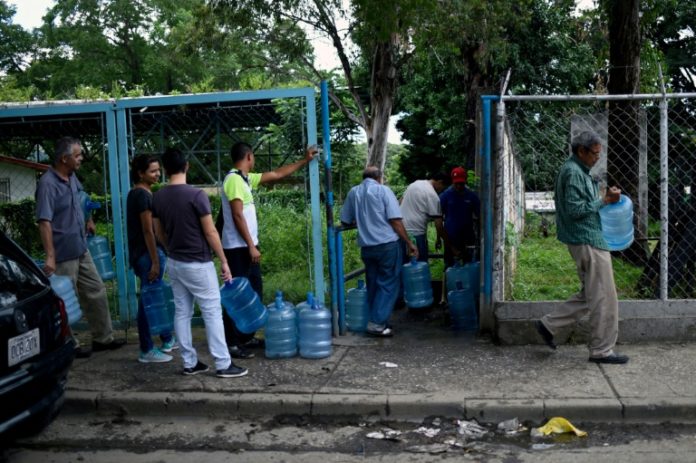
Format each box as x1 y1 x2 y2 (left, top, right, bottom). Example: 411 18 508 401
541 244 619 357
55 251 114 346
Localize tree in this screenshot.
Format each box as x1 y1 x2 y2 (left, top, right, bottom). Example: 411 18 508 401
0 0 33 74
19 0 305 98
210 0 437 172
602 0 647 264
396 0 598 182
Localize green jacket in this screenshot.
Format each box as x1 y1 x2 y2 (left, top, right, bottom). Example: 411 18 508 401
554 155 608 250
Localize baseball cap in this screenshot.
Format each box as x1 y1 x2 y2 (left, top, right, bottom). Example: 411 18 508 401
451 167 467 184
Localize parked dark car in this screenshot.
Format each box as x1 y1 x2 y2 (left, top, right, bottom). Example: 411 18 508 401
0 232 75 442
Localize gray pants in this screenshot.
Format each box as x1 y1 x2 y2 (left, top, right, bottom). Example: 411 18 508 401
541 244 618 357
55 251 114 346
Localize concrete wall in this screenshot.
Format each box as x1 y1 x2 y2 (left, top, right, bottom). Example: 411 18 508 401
496 300 696 344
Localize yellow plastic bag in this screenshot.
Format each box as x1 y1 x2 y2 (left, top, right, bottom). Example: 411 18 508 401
535 417 587 437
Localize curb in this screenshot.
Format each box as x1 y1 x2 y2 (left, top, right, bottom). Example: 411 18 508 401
63 390 696 424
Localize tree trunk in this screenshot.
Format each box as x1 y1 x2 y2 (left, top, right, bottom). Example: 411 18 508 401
606 0 647 264
365 35 399 171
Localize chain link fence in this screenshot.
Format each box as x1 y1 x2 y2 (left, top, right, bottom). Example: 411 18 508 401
0 94 317 326
126 98 310 189
497 95 696 302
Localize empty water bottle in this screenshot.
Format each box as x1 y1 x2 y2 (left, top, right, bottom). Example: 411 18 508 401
447 280 477 331
345 279 368 332
87 235 115 281
265 291 297 359
600 194 634 251
49 274 82 326
402 257 433 309
298 292 332 359
140 280 173 335
220 277 268 333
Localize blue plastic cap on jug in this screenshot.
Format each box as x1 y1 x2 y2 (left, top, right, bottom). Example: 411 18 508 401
275 292 284 310
410 256 417 265
357 280 365 290
306 292 314 306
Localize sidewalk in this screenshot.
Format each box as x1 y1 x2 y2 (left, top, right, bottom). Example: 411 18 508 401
64 306 696 424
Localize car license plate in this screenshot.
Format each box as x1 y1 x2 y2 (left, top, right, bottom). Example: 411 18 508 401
8 328 40 367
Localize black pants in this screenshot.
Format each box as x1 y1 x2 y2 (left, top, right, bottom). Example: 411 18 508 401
222 247 263 346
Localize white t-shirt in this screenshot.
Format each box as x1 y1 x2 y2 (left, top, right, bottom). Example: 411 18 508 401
400 180 442 235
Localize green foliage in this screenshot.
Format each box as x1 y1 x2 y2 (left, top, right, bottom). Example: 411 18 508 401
0 75 34 101
0 199 41 256
257 189 308 212
0 0 33 74
511 212 644 300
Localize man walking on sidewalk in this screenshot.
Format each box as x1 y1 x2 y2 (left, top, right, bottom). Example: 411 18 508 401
535 130 629 364
153 148 247 378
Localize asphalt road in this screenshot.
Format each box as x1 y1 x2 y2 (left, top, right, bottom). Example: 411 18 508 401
5 413 696 462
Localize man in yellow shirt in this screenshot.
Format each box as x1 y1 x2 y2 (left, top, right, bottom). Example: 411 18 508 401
220 142 317 358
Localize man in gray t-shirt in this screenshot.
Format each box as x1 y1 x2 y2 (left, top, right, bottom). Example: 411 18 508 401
152 147 247 378
36 137 124 357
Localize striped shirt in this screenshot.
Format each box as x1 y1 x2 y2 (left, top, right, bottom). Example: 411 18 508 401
554 155 608 250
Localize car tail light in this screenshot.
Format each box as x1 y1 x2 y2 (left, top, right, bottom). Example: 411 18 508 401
54 296 70 339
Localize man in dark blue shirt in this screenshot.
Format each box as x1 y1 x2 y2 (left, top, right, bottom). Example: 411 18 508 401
439 167 480 266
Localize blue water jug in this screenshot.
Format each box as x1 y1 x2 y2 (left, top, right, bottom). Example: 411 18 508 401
446 261 480 297
445 261 470 294
345 279 368 332
78 190 101 221
295 292 312 327
220 277 268 334
265 291 297 359
140 280 173 335
402 257 433 309
49 274 82 326
298 293 333 359
600 194 634 251
447 280 477 331
87 235 115 281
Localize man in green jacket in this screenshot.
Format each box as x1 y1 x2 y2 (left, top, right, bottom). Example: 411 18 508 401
535 130 629 364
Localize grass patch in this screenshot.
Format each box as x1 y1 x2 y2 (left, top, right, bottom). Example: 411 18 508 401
511 212 645 301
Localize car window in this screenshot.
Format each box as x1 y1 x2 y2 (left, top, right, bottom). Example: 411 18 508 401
0 255 46 308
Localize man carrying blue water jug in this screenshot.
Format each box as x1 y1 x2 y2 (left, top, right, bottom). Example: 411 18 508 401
36 137 125 358
152 148 247 378
340 166 418 337
218 142 317 359
535 130 629 365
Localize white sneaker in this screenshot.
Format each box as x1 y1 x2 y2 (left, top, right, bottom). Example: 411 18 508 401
138 348 173 363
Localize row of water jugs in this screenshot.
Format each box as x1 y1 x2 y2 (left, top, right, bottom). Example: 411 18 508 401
346 258 480 332
140 276 333 359
220 279 332 359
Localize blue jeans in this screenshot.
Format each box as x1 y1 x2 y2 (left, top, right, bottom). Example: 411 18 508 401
134 248 173 353
361 240 402 325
